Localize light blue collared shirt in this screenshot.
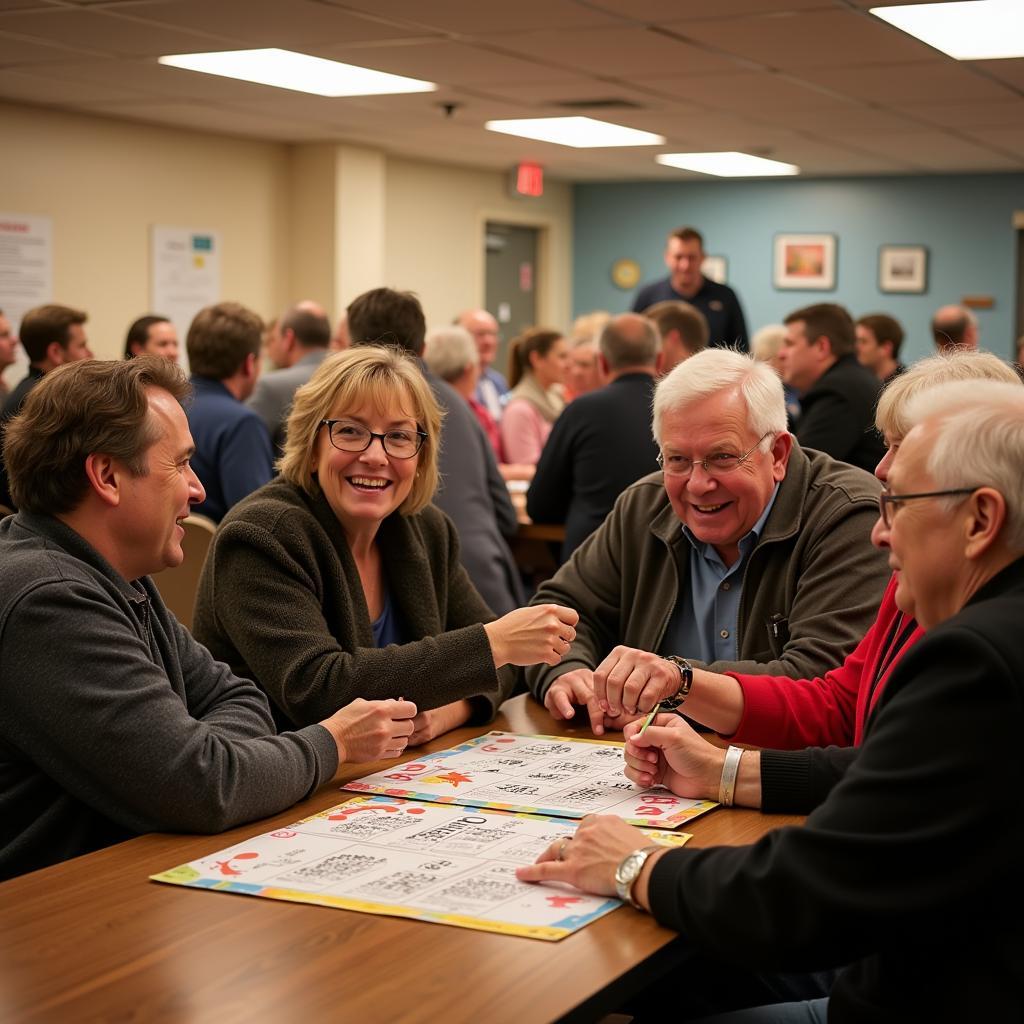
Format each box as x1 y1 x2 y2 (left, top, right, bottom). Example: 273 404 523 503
659 483 780 664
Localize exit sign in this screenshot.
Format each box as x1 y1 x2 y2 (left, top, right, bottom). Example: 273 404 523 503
509 162 543 198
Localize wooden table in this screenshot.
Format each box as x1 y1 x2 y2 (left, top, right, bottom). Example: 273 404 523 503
0 696 802 1024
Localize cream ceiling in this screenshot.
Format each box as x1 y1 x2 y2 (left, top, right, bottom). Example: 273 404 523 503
1 0 1023 180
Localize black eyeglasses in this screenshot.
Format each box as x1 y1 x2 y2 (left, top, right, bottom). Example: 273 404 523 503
878 487 980 528
319 419 427 459
657 432 773 478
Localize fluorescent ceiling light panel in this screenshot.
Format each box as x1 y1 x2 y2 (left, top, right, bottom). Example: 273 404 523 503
484 117 664 148
158 48 436 96
870 1 1024 60
656 152 800 177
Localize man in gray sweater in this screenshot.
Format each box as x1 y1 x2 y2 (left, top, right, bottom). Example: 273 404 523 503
0 356 416 881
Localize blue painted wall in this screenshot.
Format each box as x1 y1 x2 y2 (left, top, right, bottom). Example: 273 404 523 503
573 174 1023 363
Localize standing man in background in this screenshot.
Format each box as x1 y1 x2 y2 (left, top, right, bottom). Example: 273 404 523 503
632 227 748 351
457 308 509 421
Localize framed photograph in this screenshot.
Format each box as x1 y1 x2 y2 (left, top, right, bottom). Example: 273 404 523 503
701 254 727 284
773 234 836 290
879 245 927 294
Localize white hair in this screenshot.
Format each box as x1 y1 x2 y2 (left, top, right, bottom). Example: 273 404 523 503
652 347 786 445
423 325 478 382
904 379 1024 549
876 349 1020 440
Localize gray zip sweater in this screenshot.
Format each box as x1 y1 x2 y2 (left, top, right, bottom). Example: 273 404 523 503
0 513 338 881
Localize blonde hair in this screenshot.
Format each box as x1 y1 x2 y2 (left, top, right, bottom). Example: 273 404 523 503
876 350 1019 441
278 346 443 515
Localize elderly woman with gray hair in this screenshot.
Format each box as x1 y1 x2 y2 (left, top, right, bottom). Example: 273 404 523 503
522 373 1024 1022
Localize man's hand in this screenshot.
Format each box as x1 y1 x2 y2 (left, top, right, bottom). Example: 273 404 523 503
515 814 650 897
408 700 472 746
623 715 724 800
542 669 642 736
593 646 681 717
321 698 417 764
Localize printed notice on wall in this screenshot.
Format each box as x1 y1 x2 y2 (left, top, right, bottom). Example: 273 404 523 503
151 225 220 374
0 212 53 387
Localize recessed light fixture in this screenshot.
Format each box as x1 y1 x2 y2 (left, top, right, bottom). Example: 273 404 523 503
656 152 800 177
870 0 1024 60
484 117 664 148
158 48 436 97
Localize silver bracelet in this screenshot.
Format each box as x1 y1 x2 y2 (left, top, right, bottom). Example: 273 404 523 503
718 745 743 807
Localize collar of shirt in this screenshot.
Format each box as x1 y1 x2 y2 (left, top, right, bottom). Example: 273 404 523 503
681 481 781 576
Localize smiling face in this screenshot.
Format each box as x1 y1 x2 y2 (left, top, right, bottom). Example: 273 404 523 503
664 236 704 295
311 391 420 542
462 311 500 370
659 388 791 566
141 321 180 363
118 388 205 580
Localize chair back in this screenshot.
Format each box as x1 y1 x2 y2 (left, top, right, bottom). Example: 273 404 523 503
151 514 217 631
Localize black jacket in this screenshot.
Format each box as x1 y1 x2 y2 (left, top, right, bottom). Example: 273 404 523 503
526 373 660 561
795 355 885 472
648 556 1024 1022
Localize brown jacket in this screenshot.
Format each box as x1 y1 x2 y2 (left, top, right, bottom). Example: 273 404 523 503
194 478 514 729
526 444 889 700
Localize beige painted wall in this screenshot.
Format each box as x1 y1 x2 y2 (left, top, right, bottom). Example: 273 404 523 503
1 101 290 363
0 102 574 377
383 155 573 333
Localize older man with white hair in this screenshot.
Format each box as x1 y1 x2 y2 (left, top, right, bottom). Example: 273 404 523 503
526 348 889 733
520 378 1024 1021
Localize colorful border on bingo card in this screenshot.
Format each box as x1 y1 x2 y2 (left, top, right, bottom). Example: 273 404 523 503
343 732 719 829
151 799 691 941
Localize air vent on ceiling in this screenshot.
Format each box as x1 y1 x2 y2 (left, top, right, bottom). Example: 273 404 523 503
555 98 643 110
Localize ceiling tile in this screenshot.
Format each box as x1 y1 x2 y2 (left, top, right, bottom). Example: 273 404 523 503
798 61 1020 104
483 27 746 78
0 28 102 64
666 8 940 69
893 98 1024 130
963 127 1024 160
320 39 580 86
755 105 931 134
121 0 432 49
636 70 852 110
971 57 1024 91
0 7 229 56
321 0 622 34
0 65 132 103
817 130 1023 171
584 0 832 21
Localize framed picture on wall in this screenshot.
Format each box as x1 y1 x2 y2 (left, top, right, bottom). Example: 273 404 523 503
773 234 836 290
701 255 727 284
879 245 927 294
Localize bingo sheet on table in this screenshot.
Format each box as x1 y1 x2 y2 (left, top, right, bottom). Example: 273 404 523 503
152 795 691 940
343 732 718 829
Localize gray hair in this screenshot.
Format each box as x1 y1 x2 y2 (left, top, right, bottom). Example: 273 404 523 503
424 324 478 382
599 313 660 371
652 348 786 445
876 350 1019 441
904 379 1024 549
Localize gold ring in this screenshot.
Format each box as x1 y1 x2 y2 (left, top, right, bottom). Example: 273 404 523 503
558 838 570 861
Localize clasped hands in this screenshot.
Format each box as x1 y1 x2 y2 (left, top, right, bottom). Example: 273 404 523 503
543 645 683 735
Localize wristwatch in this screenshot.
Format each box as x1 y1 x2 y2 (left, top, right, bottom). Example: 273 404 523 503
659 656 694 709
614 845 662 909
